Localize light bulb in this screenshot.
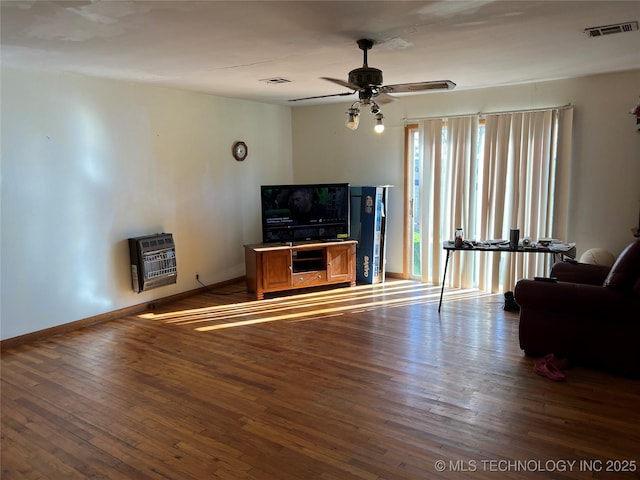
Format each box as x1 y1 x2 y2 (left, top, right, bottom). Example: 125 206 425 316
374 113 384 133
345 108 360 130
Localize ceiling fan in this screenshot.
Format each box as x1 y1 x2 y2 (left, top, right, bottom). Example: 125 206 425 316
289 38 456 105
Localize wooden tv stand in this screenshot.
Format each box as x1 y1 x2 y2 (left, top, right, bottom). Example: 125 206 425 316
244 240 357 300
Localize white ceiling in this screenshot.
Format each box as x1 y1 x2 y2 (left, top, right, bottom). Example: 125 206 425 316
2 1 639 106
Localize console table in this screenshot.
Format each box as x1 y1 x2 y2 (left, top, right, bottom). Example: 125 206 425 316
244 240 357 300
438 241 576 312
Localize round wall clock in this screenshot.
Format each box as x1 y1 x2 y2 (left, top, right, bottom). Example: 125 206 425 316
232 141 248 161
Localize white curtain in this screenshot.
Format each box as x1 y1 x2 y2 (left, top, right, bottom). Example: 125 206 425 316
420 115 478 288
419 107 573 293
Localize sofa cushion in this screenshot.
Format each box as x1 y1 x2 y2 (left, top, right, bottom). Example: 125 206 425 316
604 239 640 292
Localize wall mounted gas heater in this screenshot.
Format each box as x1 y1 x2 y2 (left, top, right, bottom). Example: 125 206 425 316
128 233 177 293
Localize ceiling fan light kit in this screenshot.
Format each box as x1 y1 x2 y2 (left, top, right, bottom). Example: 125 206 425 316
345 100 384 133
291 38 455 134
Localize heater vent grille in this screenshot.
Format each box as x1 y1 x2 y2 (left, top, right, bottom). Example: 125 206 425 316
128 233 177 293
584 21 638 37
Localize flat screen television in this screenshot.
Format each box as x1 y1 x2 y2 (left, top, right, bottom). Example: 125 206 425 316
260 183 350 243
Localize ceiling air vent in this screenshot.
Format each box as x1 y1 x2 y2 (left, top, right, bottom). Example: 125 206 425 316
584 20 638 37
259 77 292 84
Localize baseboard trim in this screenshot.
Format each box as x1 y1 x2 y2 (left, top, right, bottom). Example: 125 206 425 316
1 276 245 351
385 271 406 280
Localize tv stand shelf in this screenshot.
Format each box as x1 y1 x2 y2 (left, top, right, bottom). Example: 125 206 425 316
244 240 357 300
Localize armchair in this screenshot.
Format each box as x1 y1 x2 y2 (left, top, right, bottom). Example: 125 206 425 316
514 239 640 377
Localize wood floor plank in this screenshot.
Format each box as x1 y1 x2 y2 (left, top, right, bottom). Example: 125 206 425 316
2 280 640 479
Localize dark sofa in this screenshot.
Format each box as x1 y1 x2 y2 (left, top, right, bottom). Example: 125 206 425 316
514 239 640 377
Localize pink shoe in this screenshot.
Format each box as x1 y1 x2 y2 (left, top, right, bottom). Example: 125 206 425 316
534 359 566 381
536 354 570 370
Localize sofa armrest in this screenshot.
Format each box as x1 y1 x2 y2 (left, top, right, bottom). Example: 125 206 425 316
514 279 628 317
550 261 610 286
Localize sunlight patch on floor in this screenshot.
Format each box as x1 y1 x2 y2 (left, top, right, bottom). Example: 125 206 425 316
137 281 496 331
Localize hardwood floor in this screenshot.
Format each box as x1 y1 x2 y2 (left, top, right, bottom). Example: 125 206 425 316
2 280 639 479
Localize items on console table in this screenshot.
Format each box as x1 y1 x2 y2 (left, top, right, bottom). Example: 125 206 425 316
438 239 576 312
244 240 357 300
444 239 576 257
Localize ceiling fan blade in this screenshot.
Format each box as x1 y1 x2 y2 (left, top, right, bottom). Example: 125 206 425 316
380 80 456 94
321 77 362 91
375 92 397 104
288 91 355 102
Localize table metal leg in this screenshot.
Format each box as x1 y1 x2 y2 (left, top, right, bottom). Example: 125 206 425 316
438 250 451 313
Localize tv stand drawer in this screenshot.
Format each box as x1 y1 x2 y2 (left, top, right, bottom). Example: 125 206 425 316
293 271 327 287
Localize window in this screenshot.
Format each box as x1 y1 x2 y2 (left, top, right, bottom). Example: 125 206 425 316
406 107 573 292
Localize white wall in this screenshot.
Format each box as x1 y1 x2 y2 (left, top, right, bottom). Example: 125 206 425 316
1 68 292 340
292 69 640 274
3 68 639 340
